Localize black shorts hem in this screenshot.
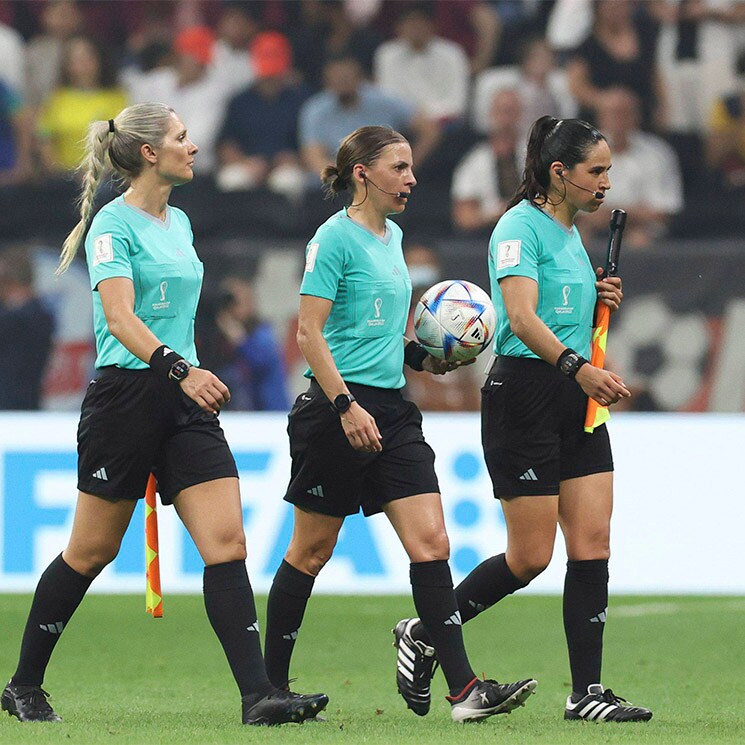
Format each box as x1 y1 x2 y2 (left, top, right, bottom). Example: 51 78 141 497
560 461 614 482
283 492 354 518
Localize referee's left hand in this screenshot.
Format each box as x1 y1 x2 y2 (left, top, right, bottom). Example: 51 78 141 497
422 356 476 375
595 268 623 313
180 368 231 414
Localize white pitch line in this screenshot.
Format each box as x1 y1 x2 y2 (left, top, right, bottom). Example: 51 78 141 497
613 600 745 618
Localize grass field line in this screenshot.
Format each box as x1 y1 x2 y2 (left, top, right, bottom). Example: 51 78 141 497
613 599 745 617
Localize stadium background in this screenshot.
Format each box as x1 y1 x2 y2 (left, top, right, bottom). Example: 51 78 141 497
0 2 744 741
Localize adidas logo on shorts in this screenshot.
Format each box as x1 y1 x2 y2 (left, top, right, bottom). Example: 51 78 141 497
92 467 109 481
519 468 538 481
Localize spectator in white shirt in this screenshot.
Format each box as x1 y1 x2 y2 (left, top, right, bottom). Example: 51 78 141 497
451 88 524 233
374 1 469 123
578 87 684 249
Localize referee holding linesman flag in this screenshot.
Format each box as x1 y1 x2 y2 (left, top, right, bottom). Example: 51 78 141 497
262 125 536 723
393 116 653 723
1 103 327 727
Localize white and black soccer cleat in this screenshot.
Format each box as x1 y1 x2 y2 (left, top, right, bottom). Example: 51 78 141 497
564 684 652 722
392 618 438 716
447 676 537 723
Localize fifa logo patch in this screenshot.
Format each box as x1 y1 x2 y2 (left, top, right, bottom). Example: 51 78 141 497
368 297 385 327
152 280 171 311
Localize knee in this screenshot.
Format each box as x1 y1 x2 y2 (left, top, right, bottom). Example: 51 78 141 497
212 530 247 563
407 529 450 563
507 548 553 584
568 528 611 561
64 542 120 578
285 536 337 577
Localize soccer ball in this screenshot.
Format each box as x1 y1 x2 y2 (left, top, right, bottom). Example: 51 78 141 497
413 280 496 362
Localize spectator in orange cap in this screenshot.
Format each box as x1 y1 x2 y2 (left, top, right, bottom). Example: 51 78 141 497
216 31 312 201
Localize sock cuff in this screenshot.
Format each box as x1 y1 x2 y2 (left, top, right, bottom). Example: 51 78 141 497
566 559 609 584
203 559 250 593
273 560 315 599
410 559 453 588
54 553 94 590
496 553 528 591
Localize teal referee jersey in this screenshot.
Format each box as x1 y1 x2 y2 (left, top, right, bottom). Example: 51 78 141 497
488 200 596 359
300 208 411 389
84 196 203 369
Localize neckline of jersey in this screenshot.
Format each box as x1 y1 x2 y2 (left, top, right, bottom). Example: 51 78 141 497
533 203 576 236
342 208 392 246
118 195 172 230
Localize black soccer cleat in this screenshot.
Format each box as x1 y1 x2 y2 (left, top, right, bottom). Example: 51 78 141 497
1 681 62 722
392 618 438 716
564 684 653 722
242 687 329 726
447 676 537 723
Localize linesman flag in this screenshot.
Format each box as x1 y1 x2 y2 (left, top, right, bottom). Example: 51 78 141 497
145 474 163 617
584 209 626 433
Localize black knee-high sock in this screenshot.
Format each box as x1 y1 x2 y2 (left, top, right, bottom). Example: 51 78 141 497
563 559 609 698
264 560 315 689
12 553 93 686
203 560 273 698
410 560 475 695
412 553 526 646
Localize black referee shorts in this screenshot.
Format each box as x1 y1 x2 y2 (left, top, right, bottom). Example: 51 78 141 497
77 367 238 504
481 356 613 498
284 379 439 517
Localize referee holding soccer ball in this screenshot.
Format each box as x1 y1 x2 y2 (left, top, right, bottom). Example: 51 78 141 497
398 116 653 723
2 103 326 726
262 125 536 723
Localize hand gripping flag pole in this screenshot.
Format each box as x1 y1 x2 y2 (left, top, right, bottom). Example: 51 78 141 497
145 473 163 617
584 209 626 434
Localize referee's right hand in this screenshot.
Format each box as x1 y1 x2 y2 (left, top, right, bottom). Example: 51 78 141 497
575 365 631 407
340 402 383 453
180 368 231 414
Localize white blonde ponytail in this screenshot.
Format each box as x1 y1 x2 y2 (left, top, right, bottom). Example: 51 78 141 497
56 103 176 276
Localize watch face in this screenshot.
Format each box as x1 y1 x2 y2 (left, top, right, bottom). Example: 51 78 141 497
560 353 579 375
333 393 353 413
169 360 191 381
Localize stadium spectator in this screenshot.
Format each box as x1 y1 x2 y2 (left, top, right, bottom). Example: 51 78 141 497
37 35 128 173
214 274 291 411
578 87 684 250
125 26 231 174
210 1 260 96
298 54 439 177
706 50 745 190
377 0 501 75
290 0 381 90
394 115 653 724
0 246 54 409
0 79 33 185
216 31 310 200
263 124 536 722
565 0 664 131
651 0 745 134
24 0 84 111
0 19 25 93
451 88 524 233
374 1 469 124
1 102 327 726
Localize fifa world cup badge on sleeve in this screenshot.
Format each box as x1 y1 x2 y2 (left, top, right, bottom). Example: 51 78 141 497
305 243 319 273
497 240 521 269
93 234 114 265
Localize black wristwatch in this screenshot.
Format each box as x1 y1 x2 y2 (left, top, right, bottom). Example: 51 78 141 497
556 348 588 379
331 392 356 414
168 359 192 382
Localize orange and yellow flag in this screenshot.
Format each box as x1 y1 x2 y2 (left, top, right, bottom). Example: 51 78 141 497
145 474 163 617
584 302 611 433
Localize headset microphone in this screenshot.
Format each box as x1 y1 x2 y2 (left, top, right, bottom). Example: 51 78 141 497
361 172 408 199
556 170 604 200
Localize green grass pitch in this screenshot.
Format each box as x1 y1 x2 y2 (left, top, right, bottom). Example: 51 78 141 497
1 594 744 744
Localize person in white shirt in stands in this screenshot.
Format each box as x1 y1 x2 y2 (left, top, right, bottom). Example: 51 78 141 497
578 87 684 250
374 1 469 124
451 88 525 233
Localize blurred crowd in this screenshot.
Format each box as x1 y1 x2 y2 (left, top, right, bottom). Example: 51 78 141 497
2 0 745 412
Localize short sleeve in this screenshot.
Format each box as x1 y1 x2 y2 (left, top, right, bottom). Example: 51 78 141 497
299 228 345 301
488 213 540 283
85 215 134 291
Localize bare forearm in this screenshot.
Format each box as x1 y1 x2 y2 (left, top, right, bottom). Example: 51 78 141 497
106 312 169 364
509 311 568 365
